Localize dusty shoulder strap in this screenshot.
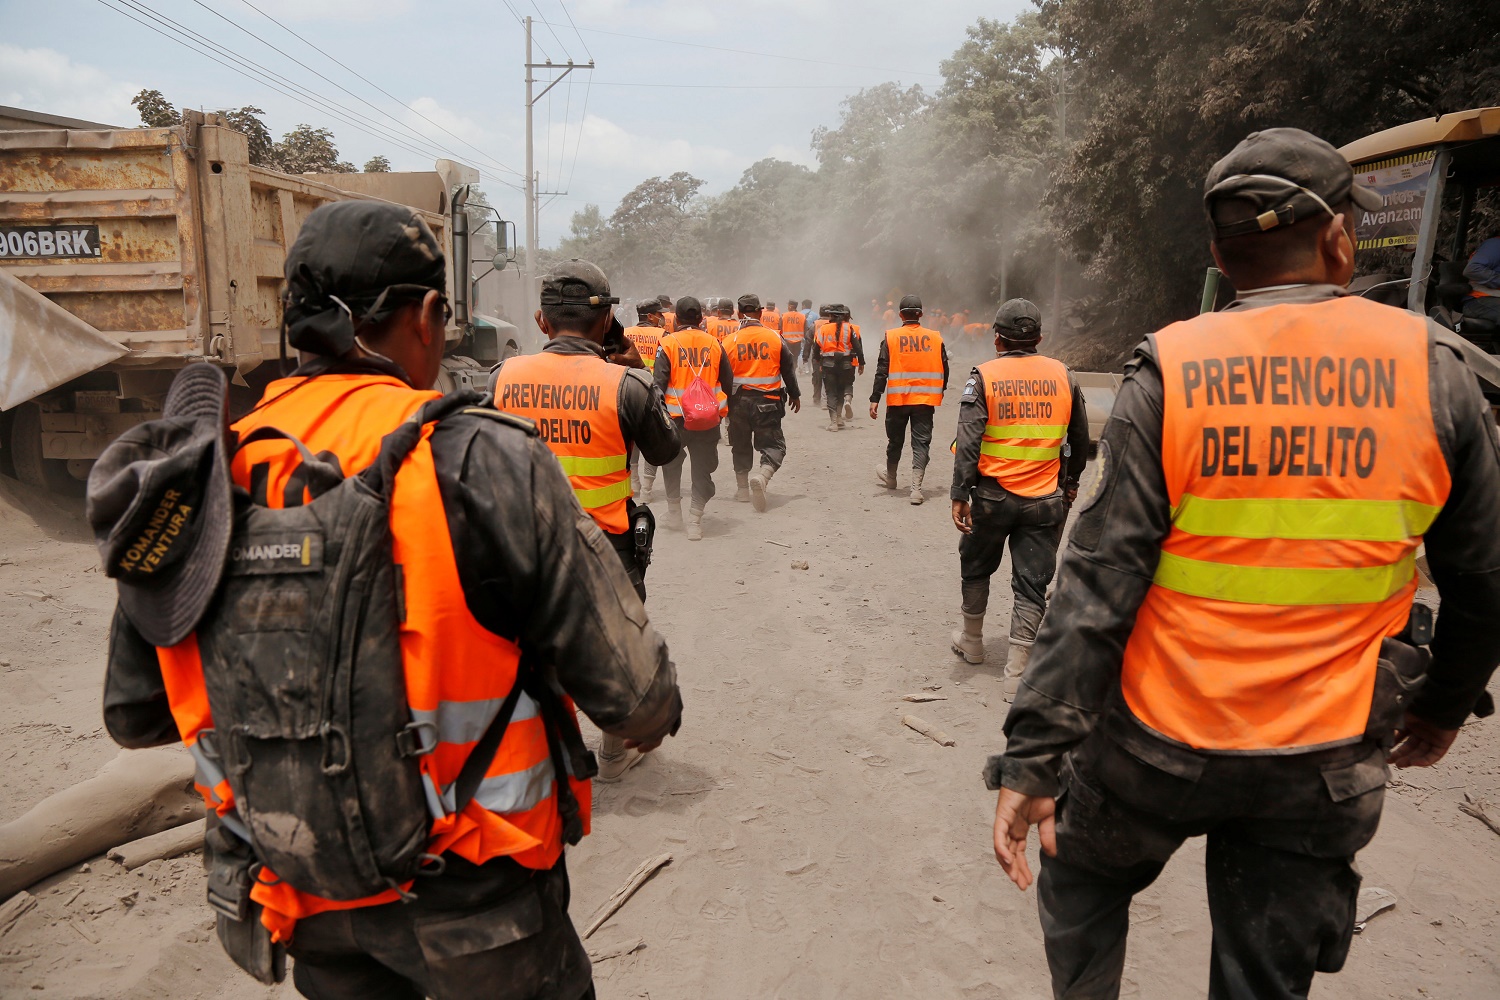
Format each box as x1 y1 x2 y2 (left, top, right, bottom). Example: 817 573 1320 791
362 390 485 499
233 425 344 506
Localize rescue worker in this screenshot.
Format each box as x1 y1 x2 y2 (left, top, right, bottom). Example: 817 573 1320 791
706 298 736 343
950 298 1088 687
811 304 862 430
624 299 668 498
654 295 734 541
870 294 950 504
657 293 676 332
779 298 807 367
723 294 802 511
90 201 682 999
806 305 831 406
490 261 682 784
989 128 1500 1000
761 298 781 333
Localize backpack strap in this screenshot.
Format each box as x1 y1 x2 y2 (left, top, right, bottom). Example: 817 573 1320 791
362 390 485 498
233 426 345 505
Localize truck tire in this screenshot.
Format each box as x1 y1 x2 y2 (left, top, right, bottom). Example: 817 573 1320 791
8 403 85 497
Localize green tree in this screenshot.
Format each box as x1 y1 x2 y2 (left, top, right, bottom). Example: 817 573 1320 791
273 124 355 174
219 106 275 167
131 89 179 128
363 155 392 173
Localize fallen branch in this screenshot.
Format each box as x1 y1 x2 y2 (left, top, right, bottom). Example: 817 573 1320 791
583 853 672 939
107 818 206 870
1459 793 1500 838
0 890 37 937
902 714 955 747
0 748 200 898
901 694 947 703
587 937 645 962
765 539 792 549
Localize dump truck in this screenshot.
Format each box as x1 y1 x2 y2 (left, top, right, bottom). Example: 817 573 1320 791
0 106 521 495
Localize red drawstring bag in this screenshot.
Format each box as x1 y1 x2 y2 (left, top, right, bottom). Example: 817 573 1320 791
681 375 721 431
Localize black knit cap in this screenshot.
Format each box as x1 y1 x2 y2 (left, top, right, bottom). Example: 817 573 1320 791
281 201 446 357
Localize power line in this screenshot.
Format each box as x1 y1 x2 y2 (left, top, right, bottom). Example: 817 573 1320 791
533 20 942 78
531 1 571 61
562 68 591 196
557 0 593 63
97 0 518 190
233 0 523 178
590 82 873 90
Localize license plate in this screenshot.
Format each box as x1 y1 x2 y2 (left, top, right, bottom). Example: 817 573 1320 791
0 225 102 259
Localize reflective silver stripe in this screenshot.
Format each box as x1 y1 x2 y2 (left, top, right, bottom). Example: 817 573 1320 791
889 371 944 380
410 691 540 748
468 757 554 814
190 742 227 803
736 375 783 388
217 808 252 842
887 386 942 394
423 772 452 819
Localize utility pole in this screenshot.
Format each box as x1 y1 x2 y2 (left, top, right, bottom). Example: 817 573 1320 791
524 15 593 316
1051 56 1068 340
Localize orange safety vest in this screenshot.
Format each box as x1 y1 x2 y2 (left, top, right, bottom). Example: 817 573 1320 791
762 307 781 331
706 316 735 343
661 311 677 333
976 354 1073 498
659 328 729 420
724 322 785 396
155 374 590 942
780 310 806 343
885 325 945 407
1121 298 1450 751
491 352 632 534
816 320 854 357
624 325 661 370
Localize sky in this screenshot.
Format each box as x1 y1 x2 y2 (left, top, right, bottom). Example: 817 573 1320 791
0 0 1030 245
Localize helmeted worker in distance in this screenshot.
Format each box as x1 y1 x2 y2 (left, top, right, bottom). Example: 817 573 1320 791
90 201 682 999
653 295 734 541
950 297 1088 687
490 260 682 783
870 293 950 505
624 298 669 499
723 293 802 512
988 128 1500 1000
811 303 864 430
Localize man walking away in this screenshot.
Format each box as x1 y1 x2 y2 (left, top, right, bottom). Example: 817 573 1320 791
989 128 1500 1000
871 294 949 504
780 298 807 365
491 260 682 782
657 293 676 332
654 296 733 541
724 294 802 512
812 304 860 430
91 201 683 1000
807 305 830 406
761 298 782 333
950 298 1088 688
624 298 668 498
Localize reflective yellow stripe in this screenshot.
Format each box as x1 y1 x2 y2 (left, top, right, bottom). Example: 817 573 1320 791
1153 550 1416 606
980 441 1062 460
555 454 629 477
573 478 633 508
1171 494 1442 542
983 423 1066 439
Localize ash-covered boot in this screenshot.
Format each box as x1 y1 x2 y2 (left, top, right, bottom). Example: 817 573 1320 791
951 579 989 664
734 470 751 503
666 498 684 531
909 467 925 505
686 502 705 541
630 468 642 498
875 463 897 489
1004 639 1033 702
749 463 775 512
640 466 656 502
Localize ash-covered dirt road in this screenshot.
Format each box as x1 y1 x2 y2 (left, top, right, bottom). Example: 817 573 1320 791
1 373 1498 999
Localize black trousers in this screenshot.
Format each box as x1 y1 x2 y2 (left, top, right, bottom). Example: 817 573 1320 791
822 364 853 417
884 404 935 470
661 421 720 506
1040 713 1385 1000
727 393 787 473
958 492 1067 642
288 855 593 1000
809 363 824 404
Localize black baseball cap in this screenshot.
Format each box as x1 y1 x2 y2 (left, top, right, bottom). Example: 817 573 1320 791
540 259 619 307
899 294 922 312
281 201 447 357
994 298 1042 341
737 293 762 312
1204 128 1382 239
675 295 704 325
86 364 233 647
636 298 663 317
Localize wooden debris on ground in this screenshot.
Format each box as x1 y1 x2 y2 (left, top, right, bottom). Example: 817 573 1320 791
902 714 955 747
587 938 646 962
901 693 947 703
0 890 37 937
107 818 206 870
582 853 673 939
1459 793 1500 837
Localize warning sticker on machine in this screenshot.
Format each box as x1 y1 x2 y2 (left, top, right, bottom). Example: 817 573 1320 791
0 225 102 259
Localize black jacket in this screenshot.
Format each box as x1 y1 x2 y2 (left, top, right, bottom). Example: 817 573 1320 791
997 285 1500 797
